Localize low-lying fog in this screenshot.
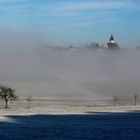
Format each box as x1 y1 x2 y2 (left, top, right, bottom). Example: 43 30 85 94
0 30 140 100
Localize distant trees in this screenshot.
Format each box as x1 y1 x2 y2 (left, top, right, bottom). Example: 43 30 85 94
26 95 32 108
113 95 118 106
0 84 18 109
134 94 138 105
85 42 101 49
111 94 139 106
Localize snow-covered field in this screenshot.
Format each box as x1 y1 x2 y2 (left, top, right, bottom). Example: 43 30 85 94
1 104 140 116
0 102 140 140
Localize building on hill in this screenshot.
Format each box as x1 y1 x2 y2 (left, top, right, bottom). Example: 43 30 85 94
107 35 119 49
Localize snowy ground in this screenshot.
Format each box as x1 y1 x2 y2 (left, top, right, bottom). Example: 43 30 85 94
0 103 140 140
1 104 140 116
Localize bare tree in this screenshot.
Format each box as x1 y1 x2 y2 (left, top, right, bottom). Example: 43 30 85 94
113 95 118 106
134 94 138 105
0 84 18 109
26 95 32 108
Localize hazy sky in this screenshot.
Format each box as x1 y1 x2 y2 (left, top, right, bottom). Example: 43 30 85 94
0 0 140 47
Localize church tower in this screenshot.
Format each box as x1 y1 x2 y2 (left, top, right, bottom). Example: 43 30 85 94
107 34 119 49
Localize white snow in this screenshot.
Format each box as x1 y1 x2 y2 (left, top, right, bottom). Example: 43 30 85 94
0 104 140 116
0 115 16 123
0 103 140 140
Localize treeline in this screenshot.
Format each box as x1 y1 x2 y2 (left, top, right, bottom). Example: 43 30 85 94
0 84 139 109
0 84 32 109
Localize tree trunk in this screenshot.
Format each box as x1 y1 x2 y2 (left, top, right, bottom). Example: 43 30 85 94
134 97 136 105
27 101 30 108
5 100 8 109
134 94 137 105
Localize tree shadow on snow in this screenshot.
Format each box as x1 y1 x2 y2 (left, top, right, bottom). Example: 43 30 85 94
0 111 140 140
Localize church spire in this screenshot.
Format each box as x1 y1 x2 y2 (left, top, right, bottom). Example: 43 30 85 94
107 34 119 49
110 34 114 42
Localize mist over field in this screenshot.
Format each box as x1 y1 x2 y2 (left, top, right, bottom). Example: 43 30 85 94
0 30 140 100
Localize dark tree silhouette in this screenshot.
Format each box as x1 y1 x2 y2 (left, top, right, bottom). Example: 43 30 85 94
113 95 118 106
0 84 18 109
26 95 32 108
134 94 138 105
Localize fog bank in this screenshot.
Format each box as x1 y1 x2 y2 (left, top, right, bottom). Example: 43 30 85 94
0 30 140 100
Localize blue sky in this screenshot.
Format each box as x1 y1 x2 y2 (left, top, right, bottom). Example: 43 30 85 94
0 0 140 47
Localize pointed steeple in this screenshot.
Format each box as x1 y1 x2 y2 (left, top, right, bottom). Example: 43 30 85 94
107 34 119 49
110 34 114 42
